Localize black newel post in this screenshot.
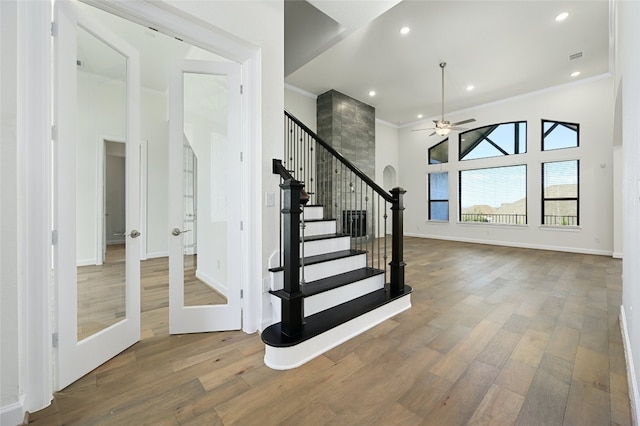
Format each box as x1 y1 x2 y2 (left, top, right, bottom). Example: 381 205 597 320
280 178 305 337
389 187 406 295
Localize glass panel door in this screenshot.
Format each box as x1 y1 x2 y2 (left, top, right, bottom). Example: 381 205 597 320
169 60 241 333
54 1 140 390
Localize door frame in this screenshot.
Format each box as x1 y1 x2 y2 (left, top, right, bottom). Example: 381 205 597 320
17 0 262 413
73 2 261 329
98 136 126 265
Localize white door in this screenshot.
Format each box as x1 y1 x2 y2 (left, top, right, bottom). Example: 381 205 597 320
168 59 242 333
54 1 141 390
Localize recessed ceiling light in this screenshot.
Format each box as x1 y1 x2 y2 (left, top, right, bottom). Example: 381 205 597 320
555 12 569 22
400 26 410 35
570 71 581 77
369 90 376 97
466 85 475 91
417 114 423 119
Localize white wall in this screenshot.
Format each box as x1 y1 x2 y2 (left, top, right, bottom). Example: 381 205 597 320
399 76 615 255
617 0 640 421
285 84 317 131
0 0 21 419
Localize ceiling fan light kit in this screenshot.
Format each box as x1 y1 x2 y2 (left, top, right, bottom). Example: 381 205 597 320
412 61 476 137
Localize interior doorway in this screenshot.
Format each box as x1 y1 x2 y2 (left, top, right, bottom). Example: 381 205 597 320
103 140 126 263
54 0 249 390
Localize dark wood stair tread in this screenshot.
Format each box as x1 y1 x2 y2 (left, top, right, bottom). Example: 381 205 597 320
261 285 413 347
270 267 383 299
268 249 366 273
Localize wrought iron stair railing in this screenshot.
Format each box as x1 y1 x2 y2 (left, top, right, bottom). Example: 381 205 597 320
270 110 407 339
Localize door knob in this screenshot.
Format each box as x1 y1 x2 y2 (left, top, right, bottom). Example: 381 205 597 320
172 228 191 236
114 230 140 238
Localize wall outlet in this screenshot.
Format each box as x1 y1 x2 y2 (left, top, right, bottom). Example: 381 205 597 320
265 192 275 207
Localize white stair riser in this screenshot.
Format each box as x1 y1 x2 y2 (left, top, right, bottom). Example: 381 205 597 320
303 206 324 220
304 220 336 237
301 237 350 257
305 274 385 316
270 254 367 290
269 274 385 322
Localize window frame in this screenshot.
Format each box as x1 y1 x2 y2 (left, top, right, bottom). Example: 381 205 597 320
541 160 580 226
428 171 449 221
458 164 528 225
541 119 580 151
459 121 527 161
428 138 449 164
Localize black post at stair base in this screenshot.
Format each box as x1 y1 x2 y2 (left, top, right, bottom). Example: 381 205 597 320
389 187 406 296
280 177 305 338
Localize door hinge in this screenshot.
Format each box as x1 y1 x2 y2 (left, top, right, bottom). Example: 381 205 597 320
240 152 243 162
240 85 243 95
51 22 57 37
51 125 57 141
240 221 243 231
52 333 58 348
240 289 243 299
51 230 58 245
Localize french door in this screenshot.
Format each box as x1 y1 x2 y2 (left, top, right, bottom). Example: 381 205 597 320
168 59 242 333
53 0 141 390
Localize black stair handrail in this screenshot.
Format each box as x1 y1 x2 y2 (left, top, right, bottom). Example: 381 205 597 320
273 111 407 339
285 110 395 204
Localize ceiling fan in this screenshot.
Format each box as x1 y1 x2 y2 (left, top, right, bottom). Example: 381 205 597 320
413 62 476 137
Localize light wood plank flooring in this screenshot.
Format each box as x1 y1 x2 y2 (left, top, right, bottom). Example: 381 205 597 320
31 237 631 425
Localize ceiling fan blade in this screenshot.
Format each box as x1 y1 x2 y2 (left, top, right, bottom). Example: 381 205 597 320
429 131 437 137
411 128 435 132
451 118 476 126
450 126 469 131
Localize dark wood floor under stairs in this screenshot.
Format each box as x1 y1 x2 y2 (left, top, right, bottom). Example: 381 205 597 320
30 237 631 425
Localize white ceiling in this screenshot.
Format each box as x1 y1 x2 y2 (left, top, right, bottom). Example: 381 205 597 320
285 0 611 126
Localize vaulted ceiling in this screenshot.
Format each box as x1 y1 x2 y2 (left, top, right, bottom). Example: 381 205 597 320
285 0 611 126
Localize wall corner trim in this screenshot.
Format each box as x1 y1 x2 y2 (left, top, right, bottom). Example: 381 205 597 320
620 304 640 425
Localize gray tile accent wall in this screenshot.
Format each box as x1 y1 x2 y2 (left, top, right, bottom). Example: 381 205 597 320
316 90 377 240
316 90 375 177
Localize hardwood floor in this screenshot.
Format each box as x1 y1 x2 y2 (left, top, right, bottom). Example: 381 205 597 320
31 237 631 425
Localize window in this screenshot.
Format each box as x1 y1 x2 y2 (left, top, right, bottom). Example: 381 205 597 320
428 172 448 220
459 121 527 160
429 138 448 164
459 165 527 224
542 120 579 151
542 160 579 226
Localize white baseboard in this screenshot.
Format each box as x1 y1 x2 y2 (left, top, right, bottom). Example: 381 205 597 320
404 233 613 256
145 251 168 259
76 258 96 267
195 270 228 298
620 304 640 425
1 398 25 426
614 251 623 259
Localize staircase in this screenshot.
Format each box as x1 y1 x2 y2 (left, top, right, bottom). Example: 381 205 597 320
261 112 412 370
